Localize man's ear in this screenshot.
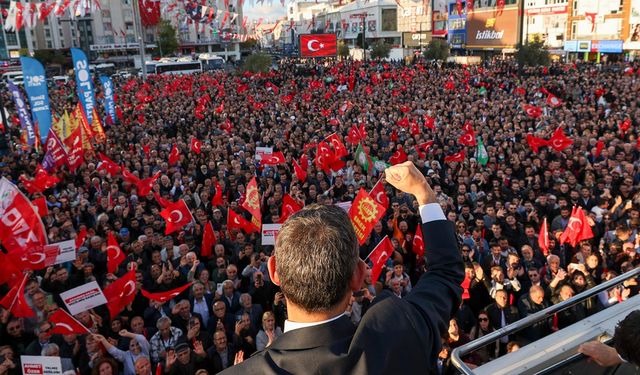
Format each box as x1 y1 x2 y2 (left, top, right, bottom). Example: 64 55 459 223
350 259 367 292
267 255 281 286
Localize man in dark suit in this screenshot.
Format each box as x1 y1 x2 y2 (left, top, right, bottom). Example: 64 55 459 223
222 161 464 374
208 330 238 373
484 289 519 354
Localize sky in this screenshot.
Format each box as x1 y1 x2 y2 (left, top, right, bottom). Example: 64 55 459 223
243 3 287 23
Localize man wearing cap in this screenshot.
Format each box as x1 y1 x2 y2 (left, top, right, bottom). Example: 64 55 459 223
164 342 208 375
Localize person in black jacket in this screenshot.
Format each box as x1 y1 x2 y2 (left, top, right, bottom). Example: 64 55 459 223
222 161 464 374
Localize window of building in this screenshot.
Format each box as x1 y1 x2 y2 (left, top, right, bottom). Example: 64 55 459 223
450 34 464 45
45 29 51 38
47 41 52 48
101 10 111 18
381 9 397 32
450 19 465 30
571 21 576 39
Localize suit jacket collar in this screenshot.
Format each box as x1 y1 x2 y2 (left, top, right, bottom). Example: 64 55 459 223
269 315 355 350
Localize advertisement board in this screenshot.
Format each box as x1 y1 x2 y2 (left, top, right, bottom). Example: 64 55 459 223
299 34 337 57
396 0 431 33
466 5 520 49
403 32 432 47
432 0 448 37
626 0 640 50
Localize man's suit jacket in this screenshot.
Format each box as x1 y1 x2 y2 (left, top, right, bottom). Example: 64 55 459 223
221 219 464 374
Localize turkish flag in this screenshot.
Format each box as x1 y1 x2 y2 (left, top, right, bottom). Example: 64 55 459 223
349 188 386 245
280 194 303 224
594 140 605 157
458 130 476 147
526 134 549 153
316 141 335 173
515 87 526 96
424 115 435 130
523 104 542 118
326 133 348 158
142 144 151 158
103 269 138 318
0 178 48 255
227 209 258 234
548 127 573 152
265 81 280 95
300 154 309 170
410 122 421 136
50 309 90 335
300 33 337 57
261 151 286 165
367 236 392 283
242 177 262 229
445 150 465 163
369 178 389 209
389 147 408 165
107 232 125 274
141 282 194 304
620 118 632 135
168 144 180 165
75 227 87 249
396 117 410 128
137 171 161 197
97 153 121 176
32 197 48 218
559 207 580 247
191 138 202 154
19 165 60 194
8 242 59 271
160 200 194 235
139 0 161 26
412 223 424 257
417 141 434 154
154 192 172 209
212 181 223 206
538 217 550 256
202 221 216 258
0 252 21 287
0 275 35 318
293 159 307 183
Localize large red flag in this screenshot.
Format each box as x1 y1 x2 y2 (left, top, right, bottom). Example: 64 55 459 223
559 207 592 247
168 144 180 165
212 181 223 206
326 133 348 159
0 253 21 287
293 159 307 183
160 200 194 235
412 223 424 257
19 165 60 194
523 104 542 118
389 147 408 165
577 207 594 243
349 189 387 245
107 232 125 273
261 151 286 166
137 171 161 197
0 275 35 318
227 209 258 234
316 141 335 173
242 177 262 230
49 309 90 335
538 217 550 256
346 125 363 145
445 150 466 163
201 221 216 258
97 153 121 176
424 115 435 130
526 134 549 153
154 192 172 209
548 127 573 152
75 227 87 249
280 194 303 223
141 282 194 304
103 270 137 318
0 178 48 255
32 196 48 218
369 178 389 209
367 236 392 283
191 138 202 154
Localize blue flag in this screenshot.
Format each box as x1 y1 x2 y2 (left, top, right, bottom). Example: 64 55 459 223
8 82 36 147
100 76 117 125
71 48 96 123
21 57 52 143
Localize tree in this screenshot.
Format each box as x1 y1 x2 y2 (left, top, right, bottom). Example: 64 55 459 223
425 39 450 61
158 20 179 56
33 49 69 66
337 40 350 59
242 53 272 73
370 41 391 59
516 35 550 67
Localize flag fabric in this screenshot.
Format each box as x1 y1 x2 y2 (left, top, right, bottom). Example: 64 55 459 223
594 140 605 157
355 143 372 173
71 48 96 123
349 188 386 245
369 178 389 209
389 147 408 165
75 227 87 249
41 131 68 172
458 129 476 146
168 144 180 165
201 221 216 258
100 76 117 125
523 104 542 118
21 56 52 143
548 127 573 152
261 151 286 165
107 232 125 274
0 275 35 318
141 282 193 303
241 177 262 230
475 138 489 166
49 309 90 335
190 138 202 154
8 82 36 147
526 134 549 153
538 217 549 256
0 177 48 254
412 224 424 257
299 34 337 57
424 115 435 130
227 209 258 234
97 153 121 176
139 0 161 26
326 133 348 158
315 141 335 173
154 192 172 209
103 269 137 318
19 165 60 194
293 159 307 183
212 181 223 206
31 196 48 217
136 171 161 197
280 194 303 223
559 207 594 247
546 94 562 108
445 150 465 163
366 236 392 283
160 200 194 235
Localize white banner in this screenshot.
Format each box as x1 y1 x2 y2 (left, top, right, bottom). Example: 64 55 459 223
51 239 77 265
335 201 352 212
261 223 282 245
255 147 273 160
20 356 62 375
60 281 107 315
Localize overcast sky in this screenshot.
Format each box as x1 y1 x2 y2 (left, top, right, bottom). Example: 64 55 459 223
244 3 287 22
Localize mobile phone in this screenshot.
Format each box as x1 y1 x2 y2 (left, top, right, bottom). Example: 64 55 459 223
216 283 223 295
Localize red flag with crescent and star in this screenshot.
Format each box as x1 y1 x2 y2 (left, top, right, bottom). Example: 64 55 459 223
107 231 125 273
191 138 202 154
538 217 550 256
49 309 90 335
141 282 194 303
0 275 35 318
160 200 194 235
201 221 216 258
103 269 138 318
369 178 389 210
412 224 424 257
548 127 573 152
366 236 392 283
280 194 303 224
227 209 258 234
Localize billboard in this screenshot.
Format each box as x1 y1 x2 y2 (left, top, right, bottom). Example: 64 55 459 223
432 0 448 37
627 0 640 49
299 34 337 57
396 0 432 33
466 5 520 49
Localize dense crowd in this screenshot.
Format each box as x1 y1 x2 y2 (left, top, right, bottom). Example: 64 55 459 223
0 55 639 375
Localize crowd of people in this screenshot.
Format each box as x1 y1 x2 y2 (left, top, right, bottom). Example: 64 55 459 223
0 55 639 375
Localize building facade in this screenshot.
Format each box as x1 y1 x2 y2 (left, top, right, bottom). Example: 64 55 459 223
523 0 568 53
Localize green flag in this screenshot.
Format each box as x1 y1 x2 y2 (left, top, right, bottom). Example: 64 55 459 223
476 137 488 166
355 143 372 173
478 86 487 95
372 157 390 172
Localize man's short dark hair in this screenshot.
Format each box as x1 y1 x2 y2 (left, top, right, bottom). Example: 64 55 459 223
274 204 358 312
614 310 640 366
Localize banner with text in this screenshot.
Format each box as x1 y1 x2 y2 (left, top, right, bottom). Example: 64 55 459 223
21 57 52 143
71 48 96 123
8 82 36 147
60 281 107 315
99 76 117 125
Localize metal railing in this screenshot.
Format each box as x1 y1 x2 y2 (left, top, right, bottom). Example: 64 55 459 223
451 266 640 375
